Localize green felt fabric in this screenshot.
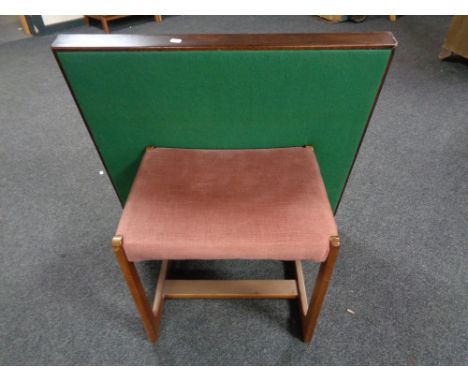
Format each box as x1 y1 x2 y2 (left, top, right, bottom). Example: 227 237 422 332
57 49 391 210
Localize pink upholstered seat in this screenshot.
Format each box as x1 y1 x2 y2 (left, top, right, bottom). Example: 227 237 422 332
116 147 337 262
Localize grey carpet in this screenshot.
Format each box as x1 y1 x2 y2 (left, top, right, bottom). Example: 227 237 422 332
0 16 467 365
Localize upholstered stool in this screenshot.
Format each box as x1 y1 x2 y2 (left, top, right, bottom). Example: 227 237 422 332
112 146 340 344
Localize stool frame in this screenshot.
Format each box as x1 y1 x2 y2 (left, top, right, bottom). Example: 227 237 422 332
112 234 340 344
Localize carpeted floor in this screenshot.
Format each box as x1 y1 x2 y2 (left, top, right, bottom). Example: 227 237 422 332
0 16 467 365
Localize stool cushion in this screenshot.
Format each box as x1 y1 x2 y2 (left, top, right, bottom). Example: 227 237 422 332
116 147 337 262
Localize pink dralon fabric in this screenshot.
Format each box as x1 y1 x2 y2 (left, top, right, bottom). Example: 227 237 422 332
116 147 337 262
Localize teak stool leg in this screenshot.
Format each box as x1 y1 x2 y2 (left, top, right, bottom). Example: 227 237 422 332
112 236 158 342
152 259 169 337
300 236 340 343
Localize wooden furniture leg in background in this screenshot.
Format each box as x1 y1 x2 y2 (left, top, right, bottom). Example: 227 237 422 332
18 16 32 36
155 16 162 23
439 16 468 60
438 47 453 60
101 18 110 33
85 16 132 33
389 15 397 22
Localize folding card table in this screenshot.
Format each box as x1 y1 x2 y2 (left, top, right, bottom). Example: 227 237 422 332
52 33 396 344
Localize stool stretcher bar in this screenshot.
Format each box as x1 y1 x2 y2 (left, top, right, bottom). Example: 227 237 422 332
163 279 299 299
